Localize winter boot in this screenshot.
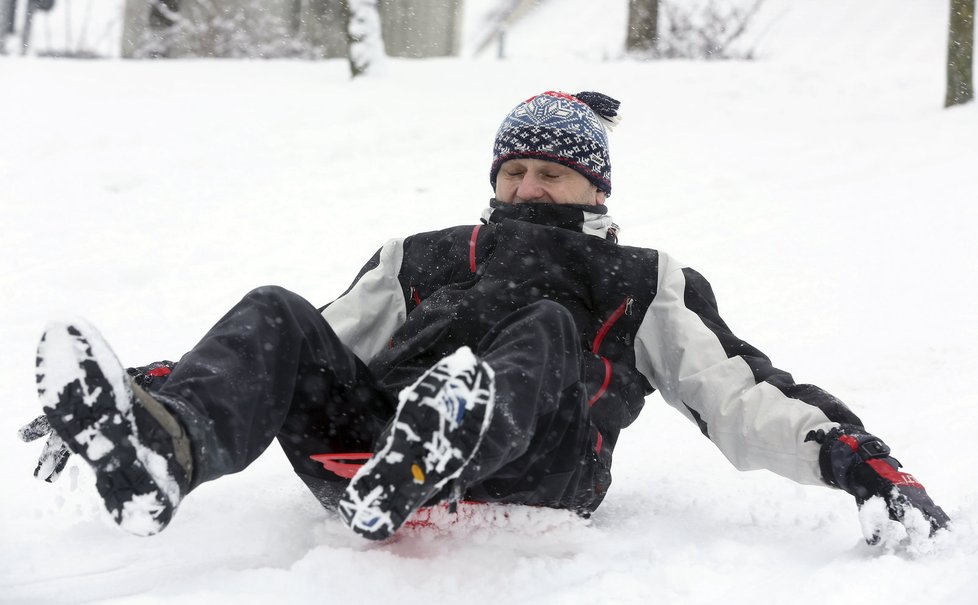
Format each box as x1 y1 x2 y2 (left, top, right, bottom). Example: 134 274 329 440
338 346 495 540
35 319 193 536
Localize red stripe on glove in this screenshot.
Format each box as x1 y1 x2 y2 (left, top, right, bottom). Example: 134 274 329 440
866 458 924 490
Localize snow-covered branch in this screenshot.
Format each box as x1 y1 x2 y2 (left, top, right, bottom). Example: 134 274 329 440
345 0 387 77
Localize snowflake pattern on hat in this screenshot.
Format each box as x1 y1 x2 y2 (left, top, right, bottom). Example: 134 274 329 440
491 91 614 195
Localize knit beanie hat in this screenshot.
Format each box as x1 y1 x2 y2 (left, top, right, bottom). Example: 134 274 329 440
490 91 621 197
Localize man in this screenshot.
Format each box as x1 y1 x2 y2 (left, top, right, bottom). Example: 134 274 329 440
23 91 950 543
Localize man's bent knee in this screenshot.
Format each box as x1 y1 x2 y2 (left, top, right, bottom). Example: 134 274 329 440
243 285 309 311
522 299 577 330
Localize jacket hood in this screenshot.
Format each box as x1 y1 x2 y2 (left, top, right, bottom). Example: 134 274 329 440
481 199 619 243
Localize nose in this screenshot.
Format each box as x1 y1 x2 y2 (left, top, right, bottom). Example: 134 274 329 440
515 172 546 202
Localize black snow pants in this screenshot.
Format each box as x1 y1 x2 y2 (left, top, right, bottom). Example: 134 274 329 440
152 286 609 514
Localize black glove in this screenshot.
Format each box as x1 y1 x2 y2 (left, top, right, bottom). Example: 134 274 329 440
18 414 71 482
127 360 176 390
809 424 951 543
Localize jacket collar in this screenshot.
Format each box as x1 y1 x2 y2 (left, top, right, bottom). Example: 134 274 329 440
481 199 619 243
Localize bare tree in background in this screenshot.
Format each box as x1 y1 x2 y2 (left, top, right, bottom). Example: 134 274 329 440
945 0 975 107
627 0 659 56
626 0 764 60
137 0 320 59
344 0 387 78
0 0 15 54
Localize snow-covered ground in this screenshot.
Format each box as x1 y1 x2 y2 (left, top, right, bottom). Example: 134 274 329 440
2 0 978 603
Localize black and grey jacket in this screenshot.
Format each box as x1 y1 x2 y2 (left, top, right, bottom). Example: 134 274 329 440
322 201 861 493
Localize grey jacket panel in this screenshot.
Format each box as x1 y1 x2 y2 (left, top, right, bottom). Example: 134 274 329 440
633 252 839 485
321 238 406 364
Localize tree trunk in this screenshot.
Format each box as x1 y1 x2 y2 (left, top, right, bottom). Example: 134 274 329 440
20 0 36 56
626 0 659 55
0 0 14 55
344 0 387 78
945 0 975 107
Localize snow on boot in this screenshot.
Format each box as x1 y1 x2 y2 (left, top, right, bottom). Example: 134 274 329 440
35 319 193 536
338 346 495 540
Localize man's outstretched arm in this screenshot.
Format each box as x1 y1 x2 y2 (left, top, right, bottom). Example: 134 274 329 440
633 252 949 539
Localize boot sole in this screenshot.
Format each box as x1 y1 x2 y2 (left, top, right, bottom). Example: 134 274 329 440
339 347 494 540
36 319 180 536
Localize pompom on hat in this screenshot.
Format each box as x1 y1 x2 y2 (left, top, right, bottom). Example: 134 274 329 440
490 91 621 197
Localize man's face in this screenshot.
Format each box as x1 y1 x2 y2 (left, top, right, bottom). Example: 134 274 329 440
495 159 606 206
